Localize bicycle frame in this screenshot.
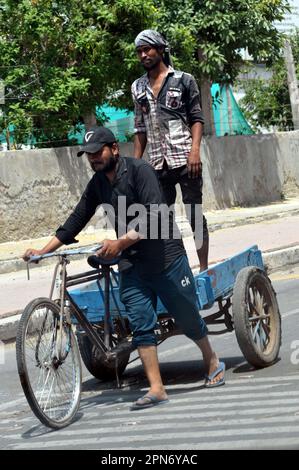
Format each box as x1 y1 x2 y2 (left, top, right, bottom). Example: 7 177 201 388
48 255 130 366
26 246 181 388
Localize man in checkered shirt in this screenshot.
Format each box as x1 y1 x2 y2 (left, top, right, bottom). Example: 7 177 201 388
132 30 209 271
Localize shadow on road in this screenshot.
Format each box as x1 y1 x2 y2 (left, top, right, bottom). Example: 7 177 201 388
21 354 257 439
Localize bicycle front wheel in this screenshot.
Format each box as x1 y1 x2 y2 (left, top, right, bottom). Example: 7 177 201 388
16 297 82 429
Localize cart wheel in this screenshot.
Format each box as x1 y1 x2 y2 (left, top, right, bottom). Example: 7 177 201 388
232 267 281 368
77 331 130 381
16 298 82 429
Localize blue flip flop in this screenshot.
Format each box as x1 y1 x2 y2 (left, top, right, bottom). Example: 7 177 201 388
205 361 226 388
130 394 169 411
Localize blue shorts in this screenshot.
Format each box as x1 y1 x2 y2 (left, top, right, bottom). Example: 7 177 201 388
119 255 208 348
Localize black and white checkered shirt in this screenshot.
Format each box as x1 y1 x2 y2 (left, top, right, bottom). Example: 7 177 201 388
131 67 204 170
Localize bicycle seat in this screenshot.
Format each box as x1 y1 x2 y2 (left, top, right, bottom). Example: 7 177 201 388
87 255 120 268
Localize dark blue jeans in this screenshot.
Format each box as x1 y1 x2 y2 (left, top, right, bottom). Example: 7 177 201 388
119 255 208 349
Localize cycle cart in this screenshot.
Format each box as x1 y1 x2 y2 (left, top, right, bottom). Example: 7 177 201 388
16 244 281 429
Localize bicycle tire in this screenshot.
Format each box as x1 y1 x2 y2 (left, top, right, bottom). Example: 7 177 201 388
16 297 82 429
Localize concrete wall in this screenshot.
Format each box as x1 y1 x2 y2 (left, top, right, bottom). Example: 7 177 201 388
1 132 299 242
201 131 299 209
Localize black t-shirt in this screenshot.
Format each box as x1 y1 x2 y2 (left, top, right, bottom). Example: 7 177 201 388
56 157 186 273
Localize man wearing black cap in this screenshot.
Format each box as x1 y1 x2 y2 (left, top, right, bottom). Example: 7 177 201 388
23 126 225 410
132 29 209 272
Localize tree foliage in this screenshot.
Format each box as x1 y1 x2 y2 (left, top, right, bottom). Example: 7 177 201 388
152 0 290 134
0 0 292 145
240 30 299 132
0 0 156 148
155 0 290 81
239 66 292 132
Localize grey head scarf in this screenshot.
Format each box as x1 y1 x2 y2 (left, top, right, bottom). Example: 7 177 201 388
134 29 172 66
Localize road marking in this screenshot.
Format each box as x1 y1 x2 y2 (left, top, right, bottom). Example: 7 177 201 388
2 375 298 412
1 385 296 429
93 397 299 414
4 415 299 442
0 397 26 412
85 375 299 398
81 381 298 398
223 374 299 384
1 305 298 449
5 396 299 433
2 405 299 434
283 308 299 318
144 374 299 390
9 423 299 449
69 404 299 424
111 436 299 449
87 390 299 406
2 374 299 450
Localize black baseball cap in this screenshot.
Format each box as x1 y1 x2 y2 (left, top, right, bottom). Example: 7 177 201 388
77 126 117 157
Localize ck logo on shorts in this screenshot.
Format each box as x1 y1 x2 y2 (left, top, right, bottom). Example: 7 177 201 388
181 276 191 287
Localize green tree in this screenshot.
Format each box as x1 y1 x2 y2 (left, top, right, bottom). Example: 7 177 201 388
0 1 292 146
154 0 290 134
239 30 299 131
239 66 293 132
0 104 33 149
0 0 156 148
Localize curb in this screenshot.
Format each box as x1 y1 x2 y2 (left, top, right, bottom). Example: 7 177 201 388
2 208 299 276
208 209 299 233
0 252 94 275
263 244 299 273
0 312 22 343
1 244 298 344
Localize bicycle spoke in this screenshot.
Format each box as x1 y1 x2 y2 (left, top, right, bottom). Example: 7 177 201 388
18 299 81 427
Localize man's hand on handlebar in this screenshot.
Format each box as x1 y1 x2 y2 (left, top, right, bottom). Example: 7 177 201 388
22 248 45 262
97 239 122 260
22 237 63 262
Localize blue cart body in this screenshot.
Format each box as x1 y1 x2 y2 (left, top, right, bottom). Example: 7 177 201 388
70 245 264 324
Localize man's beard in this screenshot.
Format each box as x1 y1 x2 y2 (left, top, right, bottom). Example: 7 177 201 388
91 155 118 173
142 61 157 71
142 55 161 71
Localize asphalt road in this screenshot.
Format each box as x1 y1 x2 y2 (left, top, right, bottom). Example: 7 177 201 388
0 267 299 450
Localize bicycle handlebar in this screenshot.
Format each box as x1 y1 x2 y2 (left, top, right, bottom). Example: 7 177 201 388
28 244 103 263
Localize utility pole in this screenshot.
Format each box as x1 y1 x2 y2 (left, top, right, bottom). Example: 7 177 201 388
284 39 299 130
